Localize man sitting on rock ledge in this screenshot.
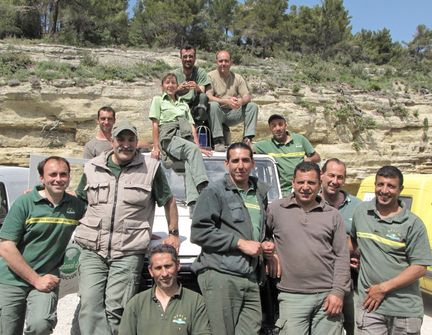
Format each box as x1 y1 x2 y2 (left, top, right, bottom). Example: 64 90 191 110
207 50 259 151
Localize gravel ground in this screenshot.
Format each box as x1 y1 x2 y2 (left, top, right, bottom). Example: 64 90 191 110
54 293 432 334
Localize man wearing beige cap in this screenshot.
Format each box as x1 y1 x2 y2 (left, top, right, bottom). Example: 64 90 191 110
75 120 180 335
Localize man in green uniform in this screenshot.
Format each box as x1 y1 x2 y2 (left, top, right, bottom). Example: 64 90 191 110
75 120 181 335
254 114 320 196
191 142 275 335
173 45 212 124
0 156 85 335
321 158 362 335
351 166 432 335
119 244 211 335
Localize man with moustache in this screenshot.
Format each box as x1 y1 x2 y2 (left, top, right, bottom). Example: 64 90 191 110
84 106 116 159
321 158 362 335
0 156 85 335
267 161 350 335
173 45 211 124
191 142 275 335
119 244 211 335
254 114 320 196
207 50 259 151
351 166 432 335
75 120 180 335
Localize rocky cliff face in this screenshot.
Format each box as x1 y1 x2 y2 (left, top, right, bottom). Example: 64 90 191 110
1 42 431 189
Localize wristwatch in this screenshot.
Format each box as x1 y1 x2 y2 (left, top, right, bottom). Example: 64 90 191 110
168 229 179 237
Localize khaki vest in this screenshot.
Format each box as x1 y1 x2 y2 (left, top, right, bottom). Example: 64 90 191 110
75 151 160 259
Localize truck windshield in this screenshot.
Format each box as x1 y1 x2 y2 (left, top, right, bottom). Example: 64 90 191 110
163 156 281 204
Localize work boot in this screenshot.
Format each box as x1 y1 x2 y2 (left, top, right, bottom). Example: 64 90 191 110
243 136 252 147
197 181 208 194
213 137 225 152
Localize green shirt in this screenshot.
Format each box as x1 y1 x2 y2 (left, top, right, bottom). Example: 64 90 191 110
254 132 315 195
119 285 211 335
351 200 432 317
239 186 261 241
173 66 211 103
76 154 172 207
149 93 194 125
0 186 86 287
336 191 362 234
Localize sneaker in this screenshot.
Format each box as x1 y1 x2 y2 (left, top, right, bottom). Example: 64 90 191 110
214 143 226 152
243 137 252 147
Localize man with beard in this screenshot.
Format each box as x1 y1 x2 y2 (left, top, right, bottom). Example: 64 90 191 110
321 158 362 335
254 114 320 196
0 156 85 335
267 161 350 335
75 120 180 335
351 166 432 335
84 106 116 159
173 45 211 124
119 244 211 335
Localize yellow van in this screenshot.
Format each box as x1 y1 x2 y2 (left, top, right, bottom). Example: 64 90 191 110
357 174 432 295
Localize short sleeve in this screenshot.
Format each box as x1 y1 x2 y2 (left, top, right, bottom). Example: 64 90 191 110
236 74 250 97
300 135 315 156
405 218 432 266
0 195 27 242
149 96 162 121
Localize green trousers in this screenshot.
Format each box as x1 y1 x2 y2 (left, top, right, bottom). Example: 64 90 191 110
0 283 58 335
164 135 208 205
197 269 261 335
78 249 144 335
277 291 344 335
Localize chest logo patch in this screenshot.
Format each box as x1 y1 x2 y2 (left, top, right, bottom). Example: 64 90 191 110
66 207 76 215
172 314 187 325
385 229 403 242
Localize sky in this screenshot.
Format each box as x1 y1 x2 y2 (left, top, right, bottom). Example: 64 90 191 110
128 0 431 44
290 0 431 43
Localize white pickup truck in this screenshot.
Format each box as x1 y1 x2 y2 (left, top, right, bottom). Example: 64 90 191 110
0 165 29 226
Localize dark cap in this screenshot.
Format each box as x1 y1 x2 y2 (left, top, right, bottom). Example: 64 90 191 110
112 120 138 137
268 114 286 124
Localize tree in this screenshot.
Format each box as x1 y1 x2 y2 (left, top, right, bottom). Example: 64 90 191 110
319 0 351 56
208 0 237 40
234 0 288 57
129 0 208 49
408 24 432 61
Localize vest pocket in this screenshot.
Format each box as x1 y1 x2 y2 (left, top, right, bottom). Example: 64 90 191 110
85 182 109 205
122 184 151 205
120 219 150 252
74 217 101 250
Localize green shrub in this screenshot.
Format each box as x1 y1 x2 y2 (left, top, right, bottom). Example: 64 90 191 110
0 52 32 77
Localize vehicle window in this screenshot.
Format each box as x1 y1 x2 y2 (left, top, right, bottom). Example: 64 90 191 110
0 182 8 225
162 157 281 203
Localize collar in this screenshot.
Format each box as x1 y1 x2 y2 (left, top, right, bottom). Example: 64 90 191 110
92 149 143 170
161 92 186 103
366 199 409 224
320 189 350 208
32 185 70 206
151 283 182 302
271 131 293 146
280 192 327 212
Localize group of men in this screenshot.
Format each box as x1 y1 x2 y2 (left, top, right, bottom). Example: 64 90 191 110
174 46 259 151
0 48 431 335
